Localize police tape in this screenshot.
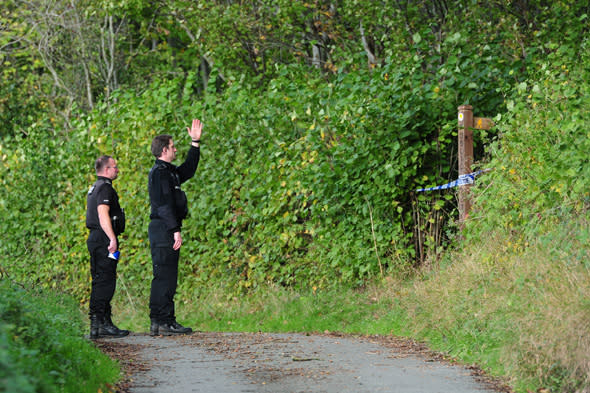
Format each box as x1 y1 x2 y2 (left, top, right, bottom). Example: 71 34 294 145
416 170 489 192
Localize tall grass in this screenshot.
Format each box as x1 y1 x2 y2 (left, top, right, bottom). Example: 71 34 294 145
394 215 590 392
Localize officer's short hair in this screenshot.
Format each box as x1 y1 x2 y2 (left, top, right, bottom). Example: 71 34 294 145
151 135 173 158
95 155 113 174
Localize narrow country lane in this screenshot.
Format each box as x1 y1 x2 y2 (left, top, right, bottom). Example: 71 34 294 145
97 332 511 393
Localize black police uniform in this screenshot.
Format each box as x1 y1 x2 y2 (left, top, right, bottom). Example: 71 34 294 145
148 145 200 326
86 176 125 324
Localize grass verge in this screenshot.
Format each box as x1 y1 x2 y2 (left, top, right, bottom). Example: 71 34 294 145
0 278 120 393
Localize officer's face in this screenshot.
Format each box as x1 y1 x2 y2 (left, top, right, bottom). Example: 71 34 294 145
162 140 177 162
106 158 119 180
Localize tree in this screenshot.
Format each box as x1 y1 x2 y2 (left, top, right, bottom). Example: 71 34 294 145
15 0 129 127
0 1 46 137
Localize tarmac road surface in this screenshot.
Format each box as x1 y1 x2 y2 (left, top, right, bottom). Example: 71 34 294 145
98 332 509 393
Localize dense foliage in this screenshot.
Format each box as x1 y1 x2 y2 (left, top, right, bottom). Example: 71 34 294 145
1 0 538 294
469 40 590 238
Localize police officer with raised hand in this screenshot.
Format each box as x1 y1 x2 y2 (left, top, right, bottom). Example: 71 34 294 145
148 118 202 336
86 155 129 339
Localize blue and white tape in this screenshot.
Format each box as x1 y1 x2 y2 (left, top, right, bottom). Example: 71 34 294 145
416 170 488 192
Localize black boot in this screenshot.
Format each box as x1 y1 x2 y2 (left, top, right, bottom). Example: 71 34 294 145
150 319 160 336
157 320 193 336
99 315 130 338
90 315 100 340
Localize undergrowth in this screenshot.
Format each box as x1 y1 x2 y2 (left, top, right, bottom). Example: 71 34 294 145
0 278 120 393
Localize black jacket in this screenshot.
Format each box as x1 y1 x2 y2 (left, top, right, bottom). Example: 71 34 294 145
86 176 125 235
148 146 200 232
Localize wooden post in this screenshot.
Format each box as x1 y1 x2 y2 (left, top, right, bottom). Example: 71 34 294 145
457 105 474 223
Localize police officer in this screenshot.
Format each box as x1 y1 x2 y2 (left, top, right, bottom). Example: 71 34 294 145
148 118 202 335
86 155 129 339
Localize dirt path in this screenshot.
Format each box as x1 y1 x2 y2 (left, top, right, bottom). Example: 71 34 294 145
97 332 511 393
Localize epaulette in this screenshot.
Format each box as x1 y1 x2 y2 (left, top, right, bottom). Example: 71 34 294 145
88 178 111 195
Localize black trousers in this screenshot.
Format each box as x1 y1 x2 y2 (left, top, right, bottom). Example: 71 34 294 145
87 230 117 319
148 219 180 323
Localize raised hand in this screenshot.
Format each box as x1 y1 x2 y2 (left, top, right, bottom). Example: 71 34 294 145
187 118 203 141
